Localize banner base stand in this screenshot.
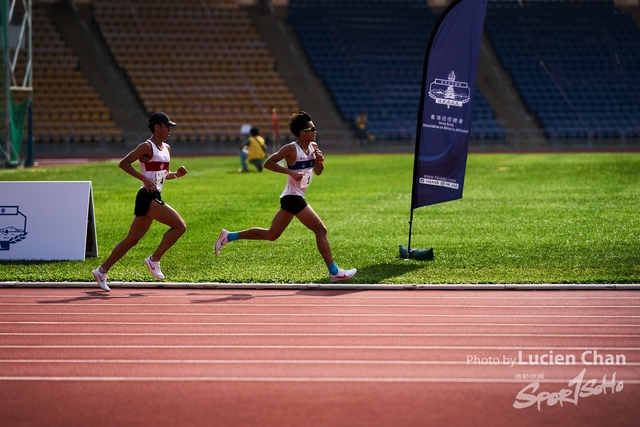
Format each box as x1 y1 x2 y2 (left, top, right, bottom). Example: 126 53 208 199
399 245 434 261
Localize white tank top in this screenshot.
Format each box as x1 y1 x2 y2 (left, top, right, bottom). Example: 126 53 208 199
140 140 170 192
280 141 317 198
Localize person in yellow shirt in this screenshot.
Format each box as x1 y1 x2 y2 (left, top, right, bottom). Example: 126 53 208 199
239 127 268 172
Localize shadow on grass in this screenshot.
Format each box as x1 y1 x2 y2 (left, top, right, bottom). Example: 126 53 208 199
352 260 429 284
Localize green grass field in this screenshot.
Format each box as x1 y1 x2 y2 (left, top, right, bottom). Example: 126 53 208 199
1 152 639 284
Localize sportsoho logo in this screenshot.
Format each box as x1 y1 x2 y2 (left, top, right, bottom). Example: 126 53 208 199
513 368 624 411
466 349 627 411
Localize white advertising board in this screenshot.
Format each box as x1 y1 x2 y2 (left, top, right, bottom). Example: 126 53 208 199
0 181 98 261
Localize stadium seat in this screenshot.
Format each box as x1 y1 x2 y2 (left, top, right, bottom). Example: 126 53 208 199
287 0 505 140
92 0 299 139
17 4 121 144
485 0 640 138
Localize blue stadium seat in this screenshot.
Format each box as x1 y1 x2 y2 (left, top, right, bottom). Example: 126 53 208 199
485 0 640 138
288 0 504 140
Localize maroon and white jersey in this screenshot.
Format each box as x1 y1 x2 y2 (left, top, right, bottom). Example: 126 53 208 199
140 140 170 192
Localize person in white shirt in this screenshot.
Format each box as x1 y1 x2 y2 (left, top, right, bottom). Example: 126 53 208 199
215 111 356 283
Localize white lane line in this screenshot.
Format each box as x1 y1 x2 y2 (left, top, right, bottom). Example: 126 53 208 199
3 283 639 291
0 376 638 384
1 332 639 338
2 321 639 327
1 359 639 366
2 294 639 300
1 312 639 319
2 303 639 308
0 321 640 328
0 359 511 364
2 345 640 350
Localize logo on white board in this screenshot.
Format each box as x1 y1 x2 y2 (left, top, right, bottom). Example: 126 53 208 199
0 206 28 250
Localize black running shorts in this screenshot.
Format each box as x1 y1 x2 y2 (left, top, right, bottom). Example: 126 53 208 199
280 195 308 215
134 188 164 216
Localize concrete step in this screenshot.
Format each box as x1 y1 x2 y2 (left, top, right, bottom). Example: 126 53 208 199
46 2 147 145
243 4 351 140
476 32 547 147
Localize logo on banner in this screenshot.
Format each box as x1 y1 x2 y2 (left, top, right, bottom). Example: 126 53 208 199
428 71 470 109
0 206 28 251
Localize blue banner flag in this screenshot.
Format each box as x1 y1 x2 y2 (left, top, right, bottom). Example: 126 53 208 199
411 0 488 209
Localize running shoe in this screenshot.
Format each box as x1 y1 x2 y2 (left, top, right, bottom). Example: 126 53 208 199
144 256 165 280
215 229 230 256
92 268 110 292
330 268 357 283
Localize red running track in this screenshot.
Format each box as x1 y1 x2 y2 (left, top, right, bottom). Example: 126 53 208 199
0 288 638 427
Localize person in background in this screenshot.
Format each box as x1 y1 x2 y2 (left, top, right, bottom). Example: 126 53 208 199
238 144 249 173
215 111 357 283
239 127 268 172
355 110 368 145
91 112 188 291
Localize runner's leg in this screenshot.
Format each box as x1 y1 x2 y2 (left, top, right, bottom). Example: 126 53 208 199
101 215 153 271
295 205 333 265
146 201 187 260
238 208 294 241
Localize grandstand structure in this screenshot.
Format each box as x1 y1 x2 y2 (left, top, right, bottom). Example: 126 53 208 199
288 0 506 141
486 0 640 142
28 4 122 145
1 0 31 167
92 0 299 144
4 0 640 161
4 0 122 161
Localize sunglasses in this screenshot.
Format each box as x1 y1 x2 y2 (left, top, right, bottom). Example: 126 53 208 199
301 127 316 132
